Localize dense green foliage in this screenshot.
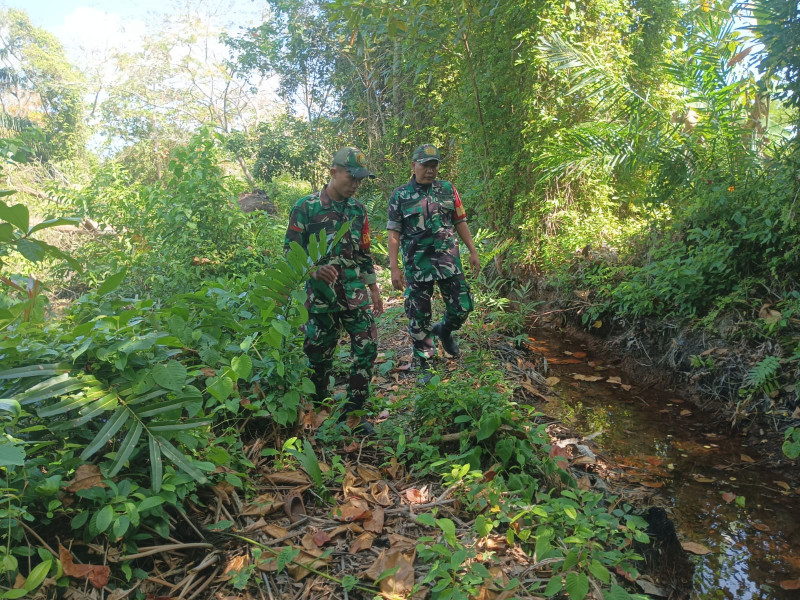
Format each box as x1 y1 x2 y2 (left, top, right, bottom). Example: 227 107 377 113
1 0 799 596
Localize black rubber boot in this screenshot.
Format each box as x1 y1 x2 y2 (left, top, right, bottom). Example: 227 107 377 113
431 321 460 357
338 393 375 436
417 357 435 386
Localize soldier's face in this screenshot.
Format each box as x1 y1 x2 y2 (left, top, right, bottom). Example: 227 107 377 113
330 167 363 200
413 160 439 185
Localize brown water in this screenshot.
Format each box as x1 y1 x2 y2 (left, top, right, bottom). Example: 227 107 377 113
526 329 800 599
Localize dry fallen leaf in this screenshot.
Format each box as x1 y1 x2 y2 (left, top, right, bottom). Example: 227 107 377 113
365 548 416 597
573 374 603 382
386 534 417 550
221 554 250 579
544 376 560 386
759 305 782 324
779 579 800 590
606 376 622 385
65 465 107 493
262 470 310 486
370 481 393 506
641 481 664 488
263 524 289 538
241 492 284 516
681 541 712 555
333 498 371 522
349 532 375 554
257 545 328 581
573 351 587 359
357 464 382 482
775 481 792 492
740 454 755 463
680 409 692 416
404 487 430 504
59 544 110 589
721 492 736 503
751 523 770 532
384 457 405 480
364 506 385 534
693 476 715 484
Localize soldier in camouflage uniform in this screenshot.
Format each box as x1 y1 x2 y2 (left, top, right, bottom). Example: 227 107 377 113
285 147 384 433
387 144 480 378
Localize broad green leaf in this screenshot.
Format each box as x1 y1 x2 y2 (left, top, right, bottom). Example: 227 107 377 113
589 560 611 584
544 575 562 597
0 201 29 232
416 513 436 527
95 504 115 533
23 559 51 592
112 515 130 540
96 267 127 296
0 223 13 242
108 422 143 476
138 496 165 512
436 517 457 546
564 506 578 520
565 572 589 600
0 443 25 467
0 398 21 419
152 361 187 392
231 354 252 380
207 375 234 401
81 409 131 459
16 238 47 262
476 413 502 441
28 217 82 235
603 585 631 600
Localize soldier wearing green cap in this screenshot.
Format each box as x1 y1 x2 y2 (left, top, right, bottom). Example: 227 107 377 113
387 144 480 379
285 147 383 434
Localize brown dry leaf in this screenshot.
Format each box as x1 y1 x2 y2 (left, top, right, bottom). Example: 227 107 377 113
333 498 371 522
577 476 592 491
370 481 393 507
263 524 289 538
349 532 375 554
256 545 328 581
621 384 632 391
342 470 366 499
573 374 603 382
759 305 782 324
792 406 800 420
262 470 310 486
241 492 284 516
221 554 250 578
387 533 417 550
343 441 359 453
606 376 622 384
312 530 332 547
544 376 560 386
329 523 365 538
722 492 736 503
740 454 756 463
473 566 518 600
241 518 268 533
59 544 110 589
780 579 800 590
365 548 417 597
356 464 382 482
681 541 712 555
404 487 430 504
211 481 235 504
384 457 405 480
751 523 770 532
573 351 587 359
680 409 692 416
13 573 24 589
571 455 596 466
693 476 715 484
364 506 385 534
200 367 216 377
300 532 318 551
641 481 664 488
776 481 792 492
65 465 107 493
548 445 570 470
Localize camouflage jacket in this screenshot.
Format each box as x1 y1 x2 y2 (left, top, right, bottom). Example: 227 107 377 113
284 187 376 313
386 176 468 282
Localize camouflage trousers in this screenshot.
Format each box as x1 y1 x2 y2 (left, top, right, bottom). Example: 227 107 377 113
303 309 377 413
405 274 474 360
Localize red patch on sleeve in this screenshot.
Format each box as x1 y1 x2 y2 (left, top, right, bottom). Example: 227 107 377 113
289 224 302 232
453 187 466 220
360 216 371 250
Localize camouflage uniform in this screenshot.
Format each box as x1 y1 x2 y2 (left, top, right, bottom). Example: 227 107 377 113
387 173 474 360
285 183 378 413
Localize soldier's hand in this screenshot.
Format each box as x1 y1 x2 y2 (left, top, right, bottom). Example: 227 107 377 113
469 250 481 277
311 265 338 284
371 288 384 318
390 268 405 291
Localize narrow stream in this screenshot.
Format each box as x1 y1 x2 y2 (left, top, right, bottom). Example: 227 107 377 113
525 329 800 599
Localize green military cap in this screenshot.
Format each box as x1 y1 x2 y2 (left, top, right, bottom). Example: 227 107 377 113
332 146 375 179
412 144 441 164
